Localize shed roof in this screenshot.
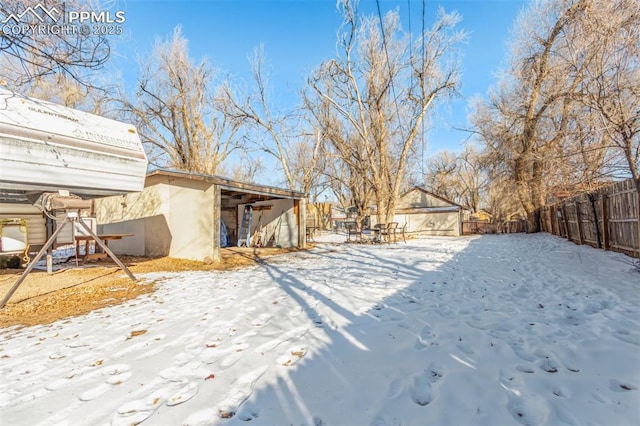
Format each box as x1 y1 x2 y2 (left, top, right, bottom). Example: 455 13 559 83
147 169 307 200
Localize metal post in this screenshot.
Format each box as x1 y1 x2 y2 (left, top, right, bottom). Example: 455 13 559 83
75 218 136 281
0 220 69 308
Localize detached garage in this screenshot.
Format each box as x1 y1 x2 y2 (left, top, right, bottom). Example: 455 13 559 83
393 187 469 237
95 170 307 261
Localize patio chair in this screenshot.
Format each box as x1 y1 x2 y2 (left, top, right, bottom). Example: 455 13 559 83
345 222 362 242
382 222 399 244
372 223 386 243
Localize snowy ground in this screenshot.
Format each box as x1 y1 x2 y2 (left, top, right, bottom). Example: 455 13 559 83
1 233 639 426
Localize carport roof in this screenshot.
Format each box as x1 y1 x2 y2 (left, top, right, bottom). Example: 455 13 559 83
146 169 307 200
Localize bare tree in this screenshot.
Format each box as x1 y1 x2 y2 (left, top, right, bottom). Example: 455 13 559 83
472 0 639 234
471 0 598 230
123 27 242 174
13 72 115 117
423 146 488 212
0 0 111 89
575 0 640 245
218 153 264 183
576 0 639 186
223 46 326 194
307 0 464 224
423 150 460 203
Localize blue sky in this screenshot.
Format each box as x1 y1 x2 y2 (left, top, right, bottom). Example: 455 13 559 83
110 0 526 175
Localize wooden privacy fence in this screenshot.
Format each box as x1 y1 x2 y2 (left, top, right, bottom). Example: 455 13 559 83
462 220 528 235
539 179 640 258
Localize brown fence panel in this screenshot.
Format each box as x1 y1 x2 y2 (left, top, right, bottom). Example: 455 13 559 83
462 221 496 235
539 178 639 258
606 179 639 257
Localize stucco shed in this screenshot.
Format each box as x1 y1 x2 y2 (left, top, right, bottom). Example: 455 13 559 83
95 170 307 261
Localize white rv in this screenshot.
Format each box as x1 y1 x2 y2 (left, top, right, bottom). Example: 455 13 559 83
0 88 147 199
0 88 148 253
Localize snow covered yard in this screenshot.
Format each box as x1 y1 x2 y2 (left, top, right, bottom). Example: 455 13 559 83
0 233 638 426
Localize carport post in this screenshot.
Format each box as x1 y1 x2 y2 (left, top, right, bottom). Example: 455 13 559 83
212 184 221 262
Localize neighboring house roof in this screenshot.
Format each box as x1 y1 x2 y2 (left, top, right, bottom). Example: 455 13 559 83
471 209 494 218
396 206 461 214
399 187 470 211
147 169 307 200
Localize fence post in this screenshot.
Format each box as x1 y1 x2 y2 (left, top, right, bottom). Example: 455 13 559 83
601 192 609 251
575 200 584 245
636 179 640 257
562 204 571 241
589 193 602 249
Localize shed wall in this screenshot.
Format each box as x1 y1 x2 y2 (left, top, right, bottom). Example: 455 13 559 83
98 180 217 260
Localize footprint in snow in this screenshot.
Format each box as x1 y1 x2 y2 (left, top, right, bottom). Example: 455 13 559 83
609 378 637 392
506 393 550 426
219 343 250 369
252 326 308 355
515 365 535 374
386 378 405 399
251 314 272 327
160 363 214 382
106 371 132 385
415 324 437 350
79 383 112 401
166 381 199 406
551 385 569 398
537 355 561 374
236 404 261 421
499 369 550 426
508 338 536 362
277 345 308 367
409 362 445 406
289 307 304 317
215 366 267 419
112 382 177 426
499 369 524 392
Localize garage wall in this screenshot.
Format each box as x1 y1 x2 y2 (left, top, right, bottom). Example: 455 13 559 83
394 211 461 237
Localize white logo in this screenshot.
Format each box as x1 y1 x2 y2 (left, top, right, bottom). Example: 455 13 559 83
1 4 60 24
1 3 125 36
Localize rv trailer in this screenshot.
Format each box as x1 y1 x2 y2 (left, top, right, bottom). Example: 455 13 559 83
0 88 147 199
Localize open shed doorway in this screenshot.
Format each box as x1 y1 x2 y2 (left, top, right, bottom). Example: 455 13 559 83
219 189 302 249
